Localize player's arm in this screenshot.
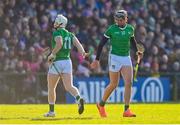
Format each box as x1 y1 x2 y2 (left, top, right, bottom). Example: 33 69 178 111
90 25 111 69
52 36 63 55
72 35 86 57
95 36 109 60
90 36 108 69
95 25 111 60
48 36 63 63
131 25 145 58
130 36 144 59
130 36 137 52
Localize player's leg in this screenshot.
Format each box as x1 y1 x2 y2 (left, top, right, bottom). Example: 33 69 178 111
61 73 80 100
121 66 133 108
101 71 120 104
101 54 121 103
121 65 136 117
61 73 84 114
61 59 84 114
44 62 62 117
44 73 60 117
97 71 120 117
97 54 120 117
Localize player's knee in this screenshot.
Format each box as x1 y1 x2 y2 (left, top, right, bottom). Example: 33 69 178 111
125 81 132 87
48 88 55 94
109 83 118 89
48 85 55 91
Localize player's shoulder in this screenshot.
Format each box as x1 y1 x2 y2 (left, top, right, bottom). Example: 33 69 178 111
126 24 134 30
61 28 73 35
108 24 117 29
106 24 117 32
66 30 75 37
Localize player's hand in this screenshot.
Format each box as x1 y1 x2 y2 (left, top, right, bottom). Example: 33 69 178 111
136 43 145 60
136 51 143 59
47 53 56 64
90 60 100 69
137 43 145 53
82 52 89 58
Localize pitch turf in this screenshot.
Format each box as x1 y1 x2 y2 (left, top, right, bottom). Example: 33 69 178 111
0 103 180 124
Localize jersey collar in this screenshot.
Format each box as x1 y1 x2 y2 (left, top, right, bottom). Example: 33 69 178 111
116 24 127 30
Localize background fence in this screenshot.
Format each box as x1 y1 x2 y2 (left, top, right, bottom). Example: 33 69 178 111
0 72 179 104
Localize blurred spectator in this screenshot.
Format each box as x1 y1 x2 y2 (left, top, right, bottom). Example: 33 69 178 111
172 61 180 72
0 0 179 77
76 60 91 77
159 54 169 72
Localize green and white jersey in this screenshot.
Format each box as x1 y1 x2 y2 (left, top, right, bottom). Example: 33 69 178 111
104 24 134 56
51 28 74 61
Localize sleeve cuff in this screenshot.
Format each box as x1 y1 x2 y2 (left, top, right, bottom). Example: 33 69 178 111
104 34 110 38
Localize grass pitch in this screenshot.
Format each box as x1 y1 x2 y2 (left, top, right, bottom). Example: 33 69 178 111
0 103 180 124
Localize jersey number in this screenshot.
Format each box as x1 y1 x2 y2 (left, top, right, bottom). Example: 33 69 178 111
64 37 71 49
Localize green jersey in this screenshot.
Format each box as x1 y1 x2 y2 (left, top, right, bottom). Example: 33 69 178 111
51 28 74 61
104 24 134 56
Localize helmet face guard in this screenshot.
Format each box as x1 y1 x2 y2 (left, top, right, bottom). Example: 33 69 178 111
114 10 127 20
54 14 68 28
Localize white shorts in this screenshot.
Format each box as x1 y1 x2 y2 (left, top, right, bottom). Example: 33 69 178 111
48 59 72 74
109 54 132 72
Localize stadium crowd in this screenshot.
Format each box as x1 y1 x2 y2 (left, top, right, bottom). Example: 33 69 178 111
0 0 179 77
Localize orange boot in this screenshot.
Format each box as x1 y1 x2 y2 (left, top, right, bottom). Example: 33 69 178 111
123 109 136 117
96 103 107 117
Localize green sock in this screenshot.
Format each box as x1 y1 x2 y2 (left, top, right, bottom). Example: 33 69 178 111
99 100 105 106
76 95 80 101
49 104 54 112
124 105 129 111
